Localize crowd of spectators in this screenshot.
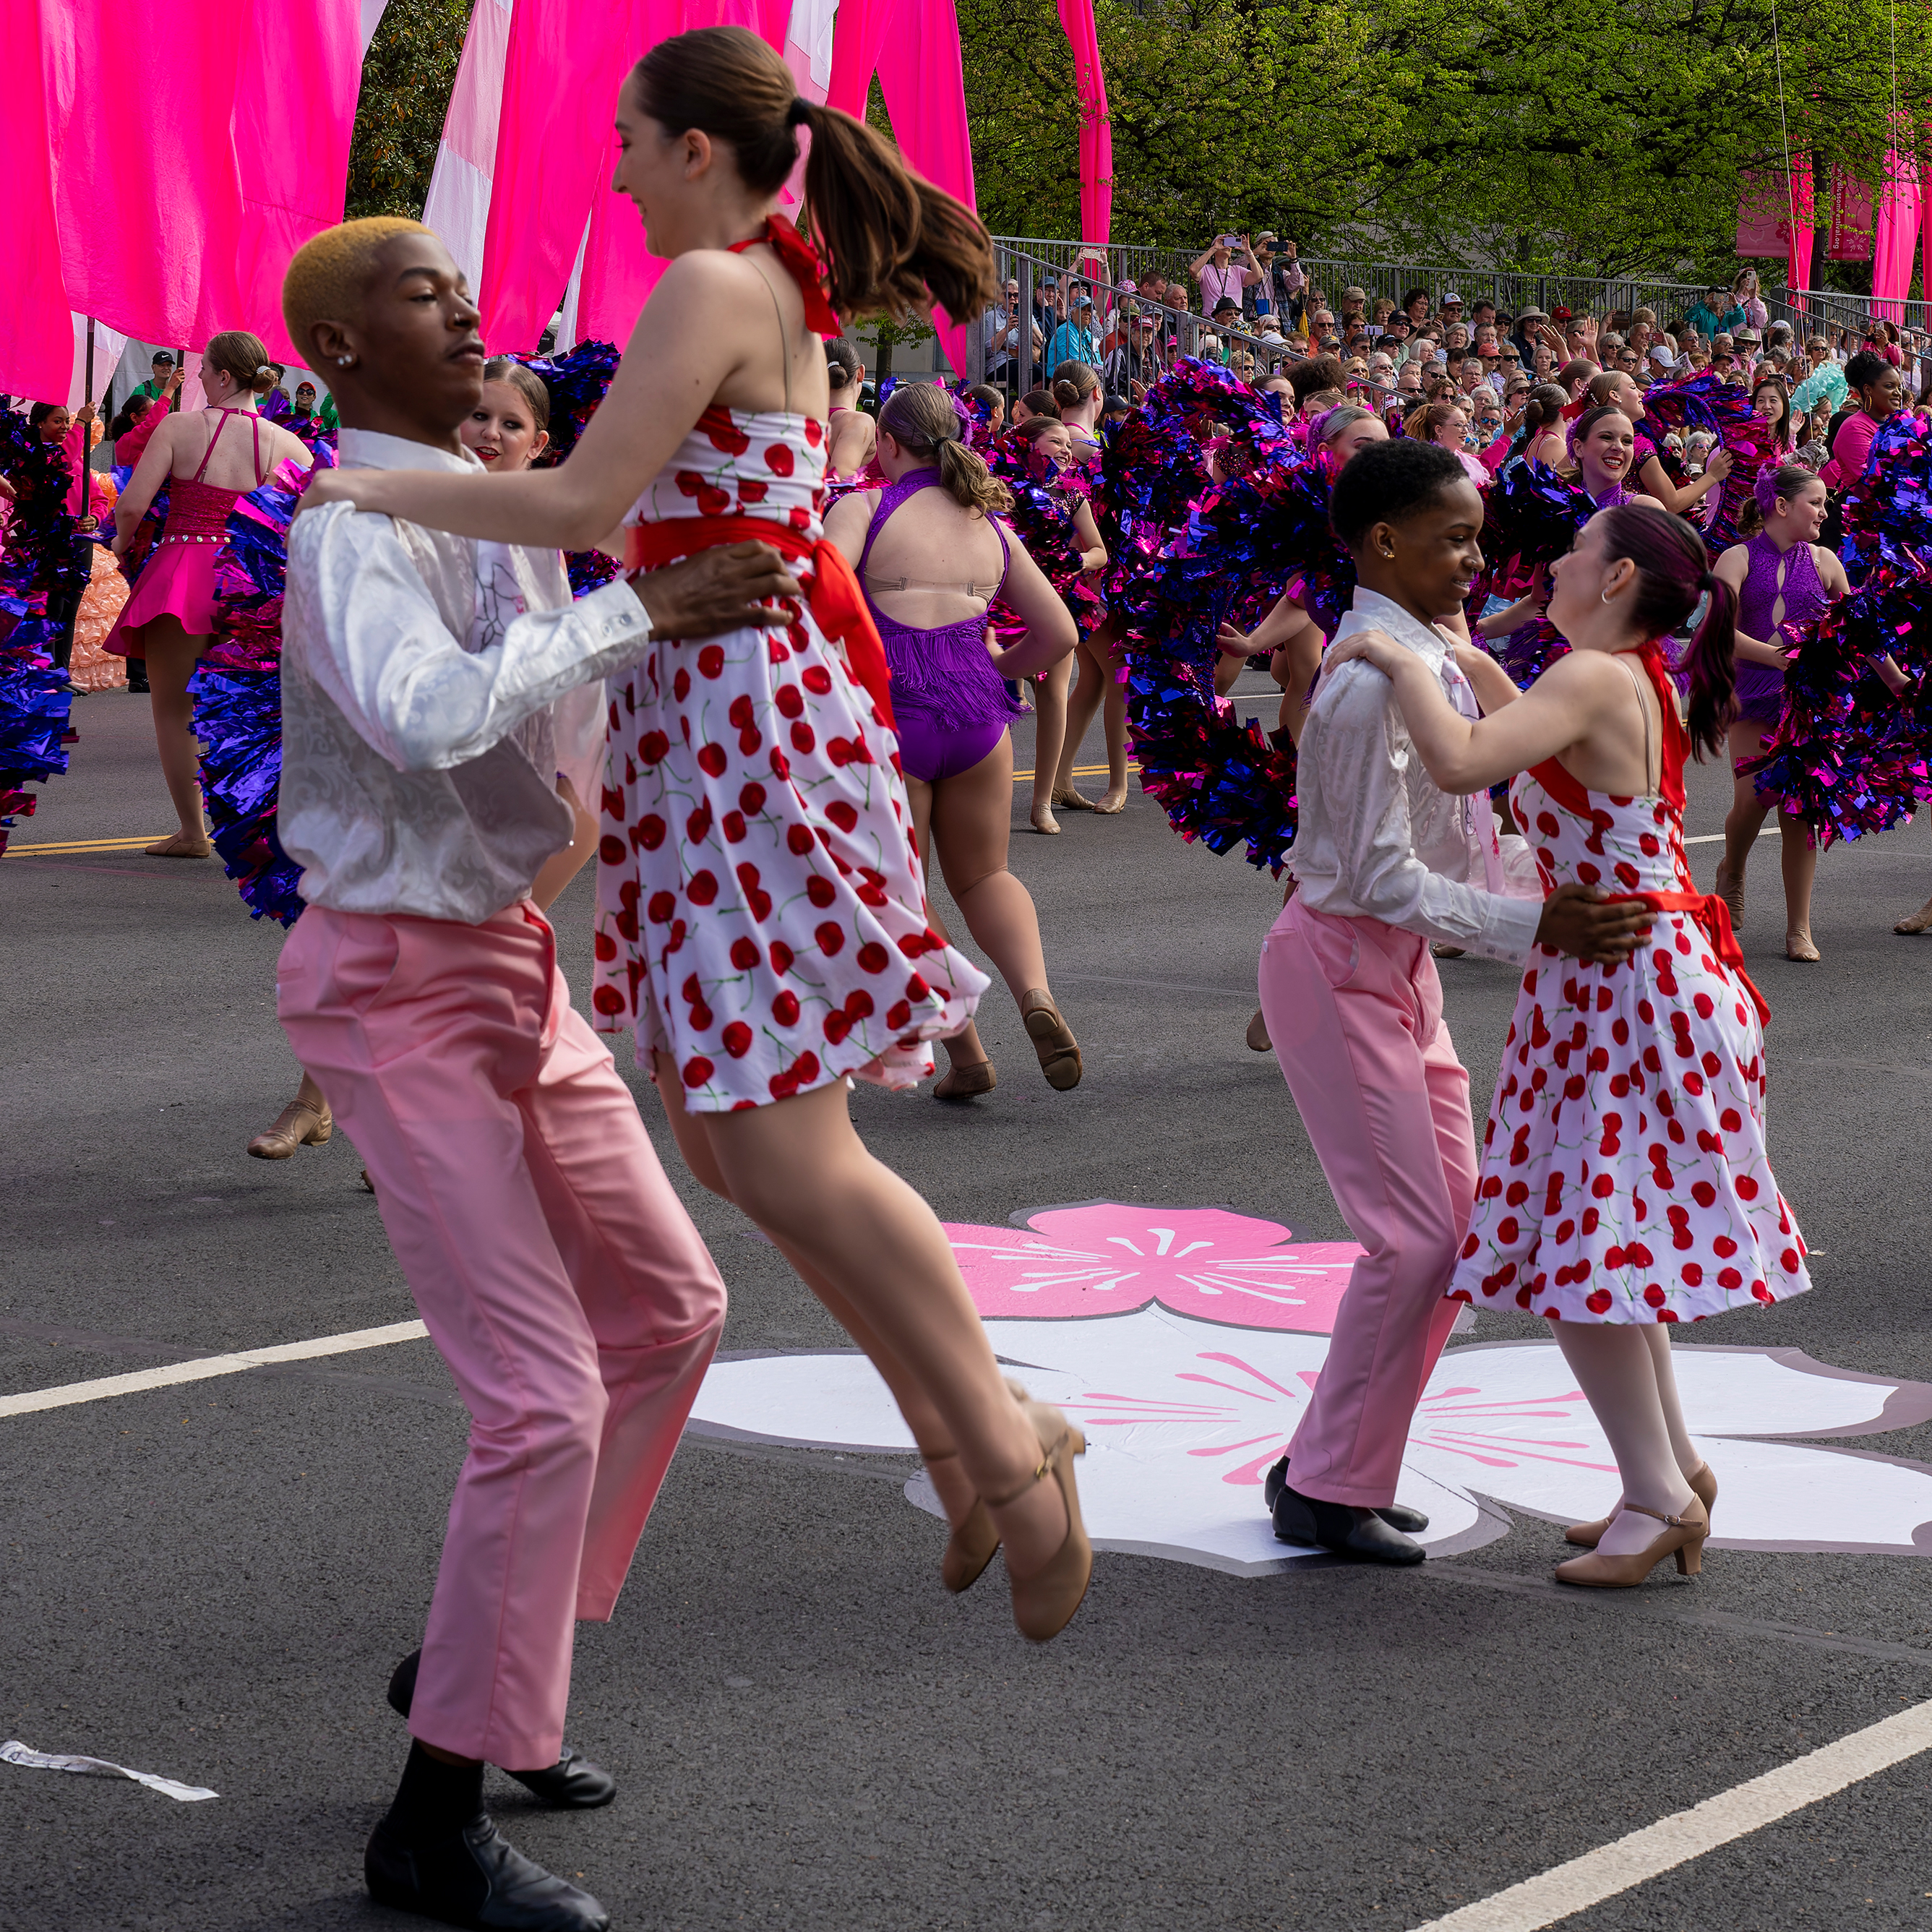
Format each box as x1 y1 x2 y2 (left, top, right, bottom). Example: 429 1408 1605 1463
978 247 1931 496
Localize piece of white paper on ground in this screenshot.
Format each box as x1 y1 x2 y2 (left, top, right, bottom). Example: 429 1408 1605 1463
1 1739 218 1802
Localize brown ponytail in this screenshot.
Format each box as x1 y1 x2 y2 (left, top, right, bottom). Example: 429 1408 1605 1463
203 330 278 395
877 382 1010 516
628 26 998 325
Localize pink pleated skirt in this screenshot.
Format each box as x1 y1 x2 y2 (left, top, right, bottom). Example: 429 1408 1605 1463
105 540 223 655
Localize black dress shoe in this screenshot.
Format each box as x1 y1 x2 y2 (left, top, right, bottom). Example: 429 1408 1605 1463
388 1652 618 1811
366 1813 609 1931
1263 1456 1429 1534
507 1749 615 1810
1271 1480 1427 1565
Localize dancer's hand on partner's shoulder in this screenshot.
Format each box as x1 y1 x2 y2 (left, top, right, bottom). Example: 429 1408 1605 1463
1322 628 1404 676
1535 882 1652 965
628 541 802 639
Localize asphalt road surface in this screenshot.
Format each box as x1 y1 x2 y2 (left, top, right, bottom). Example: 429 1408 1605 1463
5 677 1932 1932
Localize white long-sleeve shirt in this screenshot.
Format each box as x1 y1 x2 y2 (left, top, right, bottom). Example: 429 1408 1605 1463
1289 589 1544 963
280 428 651 922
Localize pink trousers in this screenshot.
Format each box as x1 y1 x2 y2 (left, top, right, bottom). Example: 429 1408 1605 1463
1258 898 1474 1508
278 901 727 1769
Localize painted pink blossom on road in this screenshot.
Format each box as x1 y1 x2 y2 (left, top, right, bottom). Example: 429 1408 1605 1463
689 1201 1932 1573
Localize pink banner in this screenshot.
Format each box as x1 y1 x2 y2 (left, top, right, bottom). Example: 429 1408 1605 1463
47 0 248 350
235 2 367 360
1 1 75 401
1056 0 1112 257
876 0 977 376
1872 151 1921 323
1826 166 1876 262
825 0 894 117
574 0 794 348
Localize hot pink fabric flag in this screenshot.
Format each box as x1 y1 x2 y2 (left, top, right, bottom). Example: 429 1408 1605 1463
479 0 630 351
46 0 248 351
1056 0 1112 257
574 0 794 348
1787 164 1816 308
234 1 367 360
1 1 75 401
1872 151 1920 323
876 0 978 376
825 0 895 116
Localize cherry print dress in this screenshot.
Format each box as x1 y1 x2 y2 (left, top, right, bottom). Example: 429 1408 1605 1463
1453 643 1811 1323
591 405 989 1112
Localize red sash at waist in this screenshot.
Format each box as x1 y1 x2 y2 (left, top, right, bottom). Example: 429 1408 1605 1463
626 515 896 730
1610 888 1770 1028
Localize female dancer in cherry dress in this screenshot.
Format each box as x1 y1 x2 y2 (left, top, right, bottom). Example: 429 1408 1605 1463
1326 503 1811 1589
306 25 1094 1642
1710 463 1854 961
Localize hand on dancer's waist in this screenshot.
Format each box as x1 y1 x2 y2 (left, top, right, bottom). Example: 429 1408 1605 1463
1535 881 1652 965
628 540 802 639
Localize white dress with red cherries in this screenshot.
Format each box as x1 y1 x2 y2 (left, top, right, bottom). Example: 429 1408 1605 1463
591 405 987 1111
1453 643 1811 1323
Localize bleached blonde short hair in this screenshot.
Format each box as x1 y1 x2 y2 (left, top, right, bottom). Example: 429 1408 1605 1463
282 218 432 362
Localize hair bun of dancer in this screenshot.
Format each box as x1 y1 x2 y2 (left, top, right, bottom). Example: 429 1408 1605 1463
877 382 1008 516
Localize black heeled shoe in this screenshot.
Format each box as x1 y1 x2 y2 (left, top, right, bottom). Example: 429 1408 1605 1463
388 1651 617 1810
1264 1455 1428 1534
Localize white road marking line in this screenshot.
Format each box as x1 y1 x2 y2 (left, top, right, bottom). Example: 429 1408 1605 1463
0 1320 429 1418
1682 827 1779 845
1412 1696 1932 1930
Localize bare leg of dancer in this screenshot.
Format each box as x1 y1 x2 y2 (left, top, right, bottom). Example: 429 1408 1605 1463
139 615 212 854
1052 626 1129 813
651 1058 1076 1581
1027 655 1072 834
1717 718 1819 958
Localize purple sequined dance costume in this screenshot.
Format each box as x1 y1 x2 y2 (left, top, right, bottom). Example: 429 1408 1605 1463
859 469 1023 783
1734 532 1826 724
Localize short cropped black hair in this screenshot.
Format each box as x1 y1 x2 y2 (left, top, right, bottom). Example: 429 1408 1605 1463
1329 437 1468 550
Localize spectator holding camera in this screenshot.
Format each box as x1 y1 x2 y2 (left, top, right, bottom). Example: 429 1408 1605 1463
1190 233 1262 318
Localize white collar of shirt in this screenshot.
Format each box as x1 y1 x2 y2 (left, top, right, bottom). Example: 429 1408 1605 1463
338 426 481 476
1346 587 1452 673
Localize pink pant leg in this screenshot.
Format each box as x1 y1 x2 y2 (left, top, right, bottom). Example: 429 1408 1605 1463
1258 898 1477 1508
277 904 726 1770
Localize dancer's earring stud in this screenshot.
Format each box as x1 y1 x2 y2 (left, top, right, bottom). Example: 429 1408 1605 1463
337 355 355 368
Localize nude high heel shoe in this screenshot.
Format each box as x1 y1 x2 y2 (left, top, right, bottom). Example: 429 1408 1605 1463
248 1095 333 1160
990 1399 1092 1642
1566 1460 1716 1548
1553 1500 1709 1588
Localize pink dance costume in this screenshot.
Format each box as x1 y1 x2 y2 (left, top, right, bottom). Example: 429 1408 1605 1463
1732 532 1826 725
1455 642 1811 1322
857 468 1023 783
106 408 269 654
593 222 987 1111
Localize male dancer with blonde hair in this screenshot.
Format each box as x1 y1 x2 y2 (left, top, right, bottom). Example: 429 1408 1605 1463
278 218 799 1931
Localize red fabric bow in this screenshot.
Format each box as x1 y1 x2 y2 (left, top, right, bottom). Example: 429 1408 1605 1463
730 215 842 338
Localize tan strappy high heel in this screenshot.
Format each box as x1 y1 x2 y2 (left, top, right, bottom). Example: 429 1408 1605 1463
1566 1459 1717 1548
989 1399 1092 1642
1554 1499 1709 1588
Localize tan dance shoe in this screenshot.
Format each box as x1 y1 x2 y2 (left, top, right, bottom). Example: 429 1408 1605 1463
1566 1459 1716 1549
145 828 212 858
1019 989 1081 1090
1245 1008 1271 1052
933 1058 997 1102
248 1096 333 1160
1554 1499 1708 1587
992 1399 1092 1642
920 1448 1001 1594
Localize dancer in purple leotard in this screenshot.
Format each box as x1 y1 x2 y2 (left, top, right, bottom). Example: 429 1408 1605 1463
825 381 1083 1099
1709 463 1852 961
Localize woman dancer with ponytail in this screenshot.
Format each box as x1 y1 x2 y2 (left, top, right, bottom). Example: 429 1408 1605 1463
108 331 313 855
1326 503 1810 1588
309 23 1093 1665
1585 367 1733 519
825 381 1082 1098
1709 463 1854 961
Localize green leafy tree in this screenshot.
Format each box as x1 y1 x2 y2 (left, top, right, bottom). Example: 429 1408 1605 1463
346 0 471 221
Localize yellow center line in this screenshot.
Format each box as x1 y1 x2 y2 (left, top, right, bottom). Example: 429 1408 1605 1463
1012 762 1139 783
4 836 172 856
